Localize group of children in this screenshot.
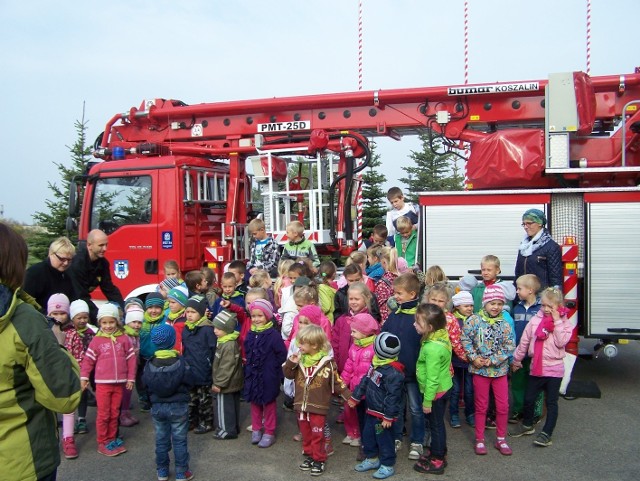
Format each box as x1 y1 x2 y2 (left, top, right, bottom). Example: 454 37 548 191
45 188 573 480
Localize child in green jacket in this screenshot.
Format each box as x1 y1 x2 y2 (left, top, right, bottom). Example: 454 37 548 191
413 303 453 475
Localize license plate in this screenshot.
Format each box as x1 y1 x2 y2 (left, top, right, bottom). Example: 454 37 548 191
257 120 311 133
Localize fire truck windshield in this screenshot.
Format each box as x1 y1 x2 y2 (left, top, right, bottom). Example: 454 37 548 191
89 176 152 234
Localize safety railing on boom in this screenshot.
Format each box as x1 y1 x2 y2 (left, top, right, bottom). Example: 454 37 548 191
250 147 339 245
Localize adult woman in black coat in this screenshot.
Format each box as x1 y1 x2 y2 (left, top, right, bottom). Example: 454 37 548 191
514 209 563 290
24 236 76 313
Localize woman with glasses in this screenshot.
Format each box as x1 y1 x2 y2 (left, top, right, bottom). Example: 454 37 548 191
24 236 77 314
514 209 562 290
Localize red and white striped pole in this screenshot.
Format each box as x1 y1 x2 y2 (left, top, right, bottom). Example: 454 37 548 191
464 0 469 84
355 0 364 249
586 0 591 75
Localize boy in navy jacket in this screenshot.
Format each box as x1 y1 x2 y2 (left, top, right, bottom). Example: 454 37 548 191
143 324 195 481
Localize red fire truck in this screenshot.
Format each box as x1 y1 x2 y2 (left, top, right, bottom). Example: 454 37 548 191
69 70 640 366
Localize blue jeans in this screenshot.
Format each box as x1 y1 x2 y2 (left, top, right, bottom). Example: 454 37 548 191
393 380 425 445
362 414 396 467
152 402 190 473
450 366 475 418
427 390 450 458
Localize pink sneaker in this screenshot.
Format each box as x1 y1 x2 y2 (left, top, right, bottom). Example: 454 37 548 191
474 440 488 455
62 437 78 459
495 438 513 456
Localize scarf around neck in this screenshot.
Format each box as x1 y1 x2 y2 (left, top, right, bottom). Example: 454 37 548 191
301 350 327 367
372 354 397 367
185 316 209 330
155 349 179 359
354 335 376 347
96 329 124 343
217 331 240 344
251 321 274 332
479 309 503 326
124 325 139 337
426 328 452 352
167 308 185 322
519 228 551 257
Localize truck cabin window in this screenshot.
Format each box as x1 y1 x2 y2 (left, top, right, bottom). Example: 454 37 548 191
90 176 152 234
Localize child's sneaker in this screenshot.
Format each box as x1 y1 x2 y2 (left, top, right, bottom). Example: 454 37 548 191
474 439 488 455
193 423 212 434
299 456 314 471
508 412 523 424
258 433 275 448
485 417 497 429
355 458 381 472
413 456 445 475
62 437 78 459
176 470 194 481
394 440 402 453
342 435 355 445
251 430 262 444
494 438 513 456
449 414 461 428
74 418 88 434
106 440 127 456
310 461 325 476
292 432 303 442
350 437 361 447
157 467 169 481
509 423 535 437
97 442 119 457
533 432 553 447
372 465 395 479
408 443 423 460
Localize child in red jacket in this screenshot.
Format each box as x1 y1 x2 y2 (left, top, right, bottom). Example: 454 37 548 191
81 304 137 457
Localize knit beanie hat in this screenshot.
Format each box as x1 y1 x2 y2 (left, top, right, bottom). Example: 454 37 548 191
497 281 517 301
69 299 89 320
293 276 312 288
97 303 120 321
186 296 207 317
167 286 189 306
522 208 546 226
249 299 274 319
213 309 238 333
482 284 505 305
349 313 380 337
299 305 323 325
47 293 70 315
125 305 144 325
374 332 401 359
151 324 177 350
160 277 181 291
452 291 474 307
145 292 165 309
124 297 144 311
396 257 410 274
458 274 478 292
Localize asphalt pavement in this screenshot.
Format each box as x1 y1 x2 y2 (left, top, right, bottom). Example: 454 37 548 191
57 338 640 481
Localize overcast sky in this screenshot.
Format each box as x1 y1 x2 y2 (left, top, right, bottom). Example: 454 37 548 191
2 0 637 223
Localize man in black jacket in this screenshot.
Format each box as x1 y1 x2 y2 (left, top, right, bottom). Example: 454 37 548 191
69 229 124 323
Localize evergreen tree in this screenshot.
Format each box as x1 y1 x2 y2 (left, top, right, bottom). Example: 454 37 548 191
399 133 463 202
360 142 386 238
30 107 91 261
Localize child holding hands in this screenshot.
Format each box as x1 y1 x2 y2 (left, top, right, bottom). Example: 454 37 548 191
283 324 351 476
80 304 137 457
510 287 572 447
349 332 404 480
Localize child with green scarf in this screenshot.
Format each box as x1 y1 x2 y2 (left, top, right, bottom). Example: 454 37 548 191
413 304 453 475
284 324 351 476
212 309 243 440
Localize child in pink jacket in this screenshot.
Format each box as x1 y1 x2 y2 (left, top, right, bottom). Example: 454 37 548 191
81 304 137 457
510 287 572 447
340 313 380 448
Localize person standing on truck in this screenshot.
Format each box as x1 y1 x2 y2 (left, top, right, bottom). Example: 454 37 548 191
24 236 77 314
69 229 124 324
515 209 563 290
